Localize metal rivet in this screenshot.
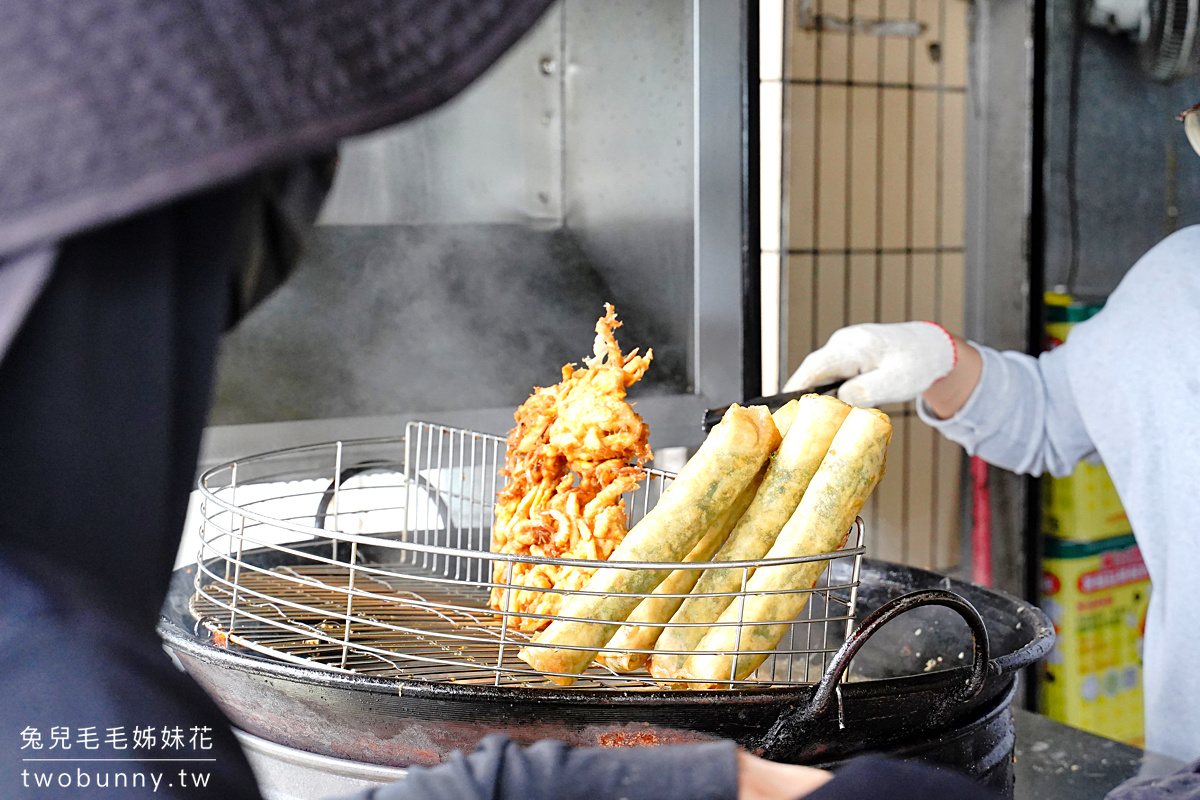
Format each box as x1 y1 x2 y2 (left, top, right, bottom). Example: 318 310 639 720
539 57 556 75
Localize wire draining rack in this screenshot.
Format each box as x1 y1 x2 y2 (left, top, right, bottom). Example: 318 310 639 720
190 422 866 690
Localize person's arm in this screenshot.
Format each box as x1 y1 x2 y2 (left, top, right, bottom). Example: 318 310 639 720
783 322 1098 478
737 751 832 800
335 738 1007 800
920 333 981 419
917 341 1096 477
336 736 831 800
342 736 739 800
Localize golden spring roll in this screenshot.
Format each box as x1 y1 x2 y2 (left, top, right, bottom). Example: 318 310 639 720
770 399 800 438
681 407 892 687
597 471 764 671
518 405 780 684
598 401 799 672
648 394 852 681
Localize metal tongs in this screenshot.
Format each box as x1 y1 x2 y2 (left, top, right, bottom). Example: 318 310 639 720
701 380 845 431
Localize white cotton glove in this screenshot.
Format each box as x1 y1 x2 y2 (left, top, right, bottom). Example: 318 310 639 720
782 321 958 407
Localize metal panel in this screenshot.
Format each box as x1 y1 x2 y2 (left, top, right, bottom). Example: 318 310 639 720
317 7 564 226
203 0 750 462
696 0 754 404
561 0 696 388
558 0 747 403
963 0 1037 598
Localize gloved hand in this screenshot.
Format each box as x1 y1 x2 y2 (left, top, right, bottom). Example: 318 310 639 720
782 321 958 407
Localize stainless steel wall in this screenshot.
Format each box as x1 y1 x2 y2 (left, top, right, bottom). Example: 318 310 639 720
203 0 748 464
318 9 564 227
314 1 698 379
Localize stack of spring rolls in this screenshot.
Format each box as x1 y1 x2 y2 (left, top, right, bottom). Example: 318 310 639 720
517 395 893 688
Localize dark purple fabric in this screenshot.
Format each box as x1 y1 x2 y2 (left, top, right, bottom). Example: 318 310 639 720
805 755 1003 800
0 552 264 799
0 183 247 628
339 735 740 800
332 737 1008 800
1106 758 1200 800
0 0 555 256
0 182 262 798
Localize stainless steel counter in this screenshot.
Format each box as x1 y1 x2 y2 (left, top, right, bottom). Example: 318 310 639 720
1014 708 1184 800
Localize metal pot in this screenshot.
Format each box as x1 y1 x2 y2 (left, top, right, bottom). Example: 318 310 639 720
159 556 1051 772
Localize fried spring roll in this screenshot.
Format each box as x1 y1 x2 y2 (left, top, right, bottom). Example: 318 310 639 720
597 401 799 672
648 394 852 682
770 399 800 439
596 471 763 672
518 405 780 684
681 407 892 687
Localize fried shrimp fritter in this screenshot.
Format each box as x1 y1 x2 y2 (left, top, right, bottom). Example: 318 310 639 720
489 305 652 631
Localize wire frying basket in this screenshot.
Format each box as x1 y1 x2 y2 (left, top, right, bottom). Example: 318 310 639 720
190 422 866 690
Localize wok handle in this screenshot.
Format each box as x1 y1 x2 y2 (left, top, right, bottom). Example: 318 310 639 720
758 589 991 760
701 381 845 432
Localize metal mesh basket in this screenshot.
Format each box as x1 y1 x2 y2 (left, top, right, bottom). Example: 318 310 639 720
191 422 865 690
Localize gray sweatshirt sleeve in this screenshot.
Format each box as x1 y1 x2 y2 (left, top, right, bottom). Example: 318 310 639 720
333 735 739 800
915 342 1097 478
